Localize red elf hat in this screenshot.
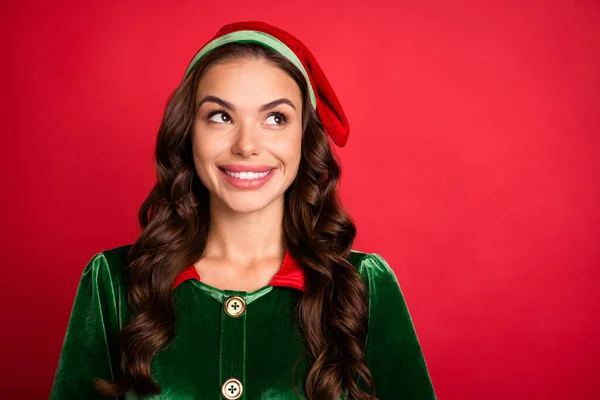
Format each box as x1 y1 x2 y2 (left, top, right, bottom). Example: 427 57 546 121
182 21 349 147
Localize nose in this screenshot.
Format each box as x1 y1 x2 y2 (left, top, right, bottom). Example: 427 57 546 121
231 120 261 157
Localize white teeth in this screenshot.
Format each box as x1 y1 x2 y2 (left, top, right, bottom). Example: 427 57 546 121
224 169 271 179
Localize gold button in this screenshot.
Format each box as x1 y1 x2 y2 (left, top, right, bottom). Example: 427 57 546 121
224 295 246 317
221 377 243 399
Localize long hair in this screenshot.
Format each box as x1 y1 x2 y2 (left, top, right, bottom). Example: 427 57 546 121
94 42 377 400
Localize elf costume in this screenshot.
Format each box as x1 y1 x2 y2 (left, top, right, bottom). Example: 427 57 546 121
50 21 437 400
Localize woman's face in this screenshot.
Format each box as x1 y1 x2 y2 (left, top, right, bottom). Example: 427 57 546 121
192 58 303 214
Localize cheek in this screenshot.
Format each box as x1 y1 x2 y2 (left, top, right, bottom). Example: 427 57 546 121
192 126 224 159
275 135 302 174
191 134 220 178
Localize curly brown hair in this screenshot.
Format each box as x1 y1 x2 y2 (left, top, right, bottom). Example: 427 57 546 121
93 42 377 400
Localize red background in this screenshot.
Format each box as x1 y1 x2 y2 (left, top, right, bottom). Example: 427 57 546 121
1 0 598 399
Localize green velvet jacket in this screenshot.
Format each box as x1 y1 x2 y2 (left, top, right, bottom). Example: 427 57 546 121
50 244 436 399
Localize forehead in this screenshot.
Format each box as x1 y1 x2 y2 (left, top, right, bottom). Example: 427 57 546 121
196 59 302 108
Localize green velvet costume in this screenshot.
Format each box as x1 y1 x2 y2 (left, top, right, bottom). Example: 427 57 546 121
50 244 436 399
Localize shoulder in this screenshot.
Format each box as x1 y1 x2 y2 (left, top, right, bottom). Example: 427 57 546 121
81 243 132 291
347 250 410 322
98 243 132 276
100 243 132 266
347 250 398 286
349 251 437 398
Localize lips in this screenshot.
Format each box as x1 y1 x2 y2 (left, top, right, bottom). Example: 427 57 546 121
218 164 276 173
217 164 277 190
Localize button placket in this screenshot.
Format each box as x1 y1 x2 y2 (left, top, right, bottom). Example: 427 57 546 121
220 294 247 399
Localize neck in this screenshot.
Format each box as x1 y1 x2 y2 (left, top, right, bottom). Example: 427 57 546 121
204 195 286 264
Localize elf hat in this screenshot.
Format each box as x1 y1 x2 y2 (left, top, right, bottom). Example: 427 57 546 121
182 21 349 147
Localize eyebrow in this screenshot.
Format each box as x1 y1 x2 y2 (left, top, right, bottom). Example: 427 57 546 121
197 95 297 112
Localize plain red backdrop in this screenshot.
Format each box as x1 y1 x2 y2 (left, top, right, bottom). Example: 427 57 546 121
1 0 598 399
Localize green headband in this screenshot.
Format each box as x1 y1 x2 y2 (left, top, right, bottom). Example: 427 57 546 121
183 30 317 109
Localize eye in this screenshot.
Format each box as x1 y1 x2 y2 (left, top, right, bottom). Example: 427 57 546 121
265 111 289 126
207 110 232 124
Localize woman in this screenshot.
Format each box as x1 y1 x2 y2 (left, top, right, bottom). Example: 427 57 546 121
50 21 437 400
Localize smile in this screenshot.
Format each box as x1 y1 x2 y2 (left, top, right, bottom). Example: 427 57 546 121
222 169 272 180
218 167 276 189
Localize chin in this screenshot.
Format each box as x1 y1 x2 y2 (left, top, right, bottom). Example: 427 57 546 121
225 198 273 214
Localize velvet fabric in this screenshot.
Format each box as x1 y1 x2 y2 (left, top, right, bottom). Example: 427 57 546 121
50 244 436 399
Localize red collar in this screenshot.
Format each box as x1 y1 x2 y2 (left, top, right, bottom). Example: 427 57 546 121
172 250 306 292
